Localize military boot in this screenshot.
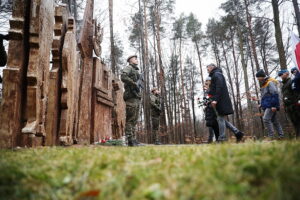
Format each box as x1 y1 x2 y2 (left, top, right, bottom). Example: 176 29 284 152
127 137 134 146
125 127 134 146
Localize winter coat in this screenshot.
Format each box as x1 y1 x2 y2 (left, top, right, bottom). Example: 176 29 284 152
292 71 300 92
260 77 280 110
209 67 234 115
204 104 218 127
0 41 7 67
281 78 300 107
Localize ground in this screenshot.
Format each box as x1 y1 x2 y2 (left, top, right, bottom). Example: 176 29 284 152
0 141 300 200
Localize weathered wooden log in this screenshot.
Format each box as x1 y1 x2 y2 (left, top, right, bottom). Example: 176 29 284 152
22 0 54 143
45 5 68 146
91 58 113 143
0 0 29 148
59 18 79 145
77 0 94 144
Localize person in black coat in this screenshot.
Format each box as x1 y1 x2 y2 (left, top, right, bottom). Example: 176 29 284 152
202 77 219 143
207 64 243 142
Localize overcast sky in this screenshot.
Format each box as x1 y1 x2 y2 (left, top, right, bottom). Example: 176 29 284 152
97 0 227 60
175 0 226 25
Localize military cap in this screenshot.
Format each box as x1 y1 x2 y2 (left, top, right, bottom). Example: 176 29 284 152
151 88 158 93
127 55 137 63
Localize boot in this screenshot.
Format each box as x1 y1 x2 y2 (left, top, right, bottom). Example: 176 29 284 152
133 139 145 146
236 131 244 143
127 139 134 147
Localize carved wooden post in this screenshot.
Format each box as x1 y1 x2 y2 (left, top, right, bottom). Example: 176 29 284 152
0 0 30 148
112 77 126 139
91 59 114 142
77 0 94 144
45 5 68 146
59 18 78 145
21 0 54 146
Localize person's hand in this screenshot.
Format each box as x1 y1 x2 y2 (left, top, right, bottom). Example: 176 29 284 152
271 107 277 112
211 101 217 107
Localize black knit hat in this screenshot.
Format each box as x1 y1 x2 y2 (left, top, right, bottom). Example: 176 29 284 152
256 69 266 78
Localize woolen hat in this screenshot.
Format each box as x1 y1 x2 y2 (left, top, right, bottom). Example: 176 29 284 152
291 67 299 74
255 69 266 77
278 69 289 76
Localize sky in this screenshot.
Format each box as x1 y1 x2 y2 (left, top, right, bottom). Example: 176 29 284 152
175 0 226 25
97 0 227 60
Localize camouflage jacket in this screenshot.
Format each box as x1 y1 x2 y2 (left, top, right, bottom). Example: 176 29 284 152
150 93 161 117
121 64 141 100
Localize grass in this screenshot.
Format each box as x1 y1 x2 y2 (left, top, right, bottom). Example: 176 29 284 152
0 141 300 200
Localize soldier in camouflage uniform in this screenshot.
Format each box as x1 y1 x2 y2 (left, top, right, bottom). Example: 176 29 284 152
121 55 143 146
278 69 300 138
150 88 161 145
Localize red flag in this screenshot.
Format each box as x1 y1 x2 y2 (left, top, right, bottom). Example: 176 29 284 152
290 31 300 70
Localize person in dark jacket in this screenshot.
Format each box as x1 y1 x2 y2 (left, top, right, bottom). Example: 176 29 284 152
203 77 219 143
291 67 300 92
0 34 10 84
256 69 284 139
0 34 9 67
278 69 300 138
207 64 244 142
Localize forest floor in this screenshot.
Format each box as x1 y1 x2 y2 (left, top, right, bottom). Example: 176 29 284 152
0 141 300 200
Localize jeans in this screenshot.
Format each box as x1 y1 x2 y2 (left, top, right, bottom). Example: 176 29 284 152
263 108 284 138
217 115 227 141
217 115 241 141
225 120 239 136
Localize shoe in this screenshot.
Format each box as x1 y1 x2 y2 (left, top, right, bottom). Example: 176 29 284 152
154 141 162 145
132 140 145 146
128 140 134 147
236 131 244 143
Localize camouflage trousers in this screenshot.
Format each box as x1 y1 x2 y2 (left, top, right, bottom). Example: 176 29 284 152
286 104 300 138
125 98 140 142
152 116 160 143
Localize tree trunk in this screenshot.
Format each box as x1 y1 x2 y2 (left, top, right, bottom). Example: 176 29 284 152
154 0 167 138
108 0 116 73
271 0 287 70
248 39 265 137
142 0 152 143
194 42 204 89
244 0 260 71
179 37 188 142
293 0 300 37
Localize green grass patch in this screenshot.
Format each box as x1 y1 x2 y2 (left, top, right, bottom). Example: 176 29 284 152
1 141 300 200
